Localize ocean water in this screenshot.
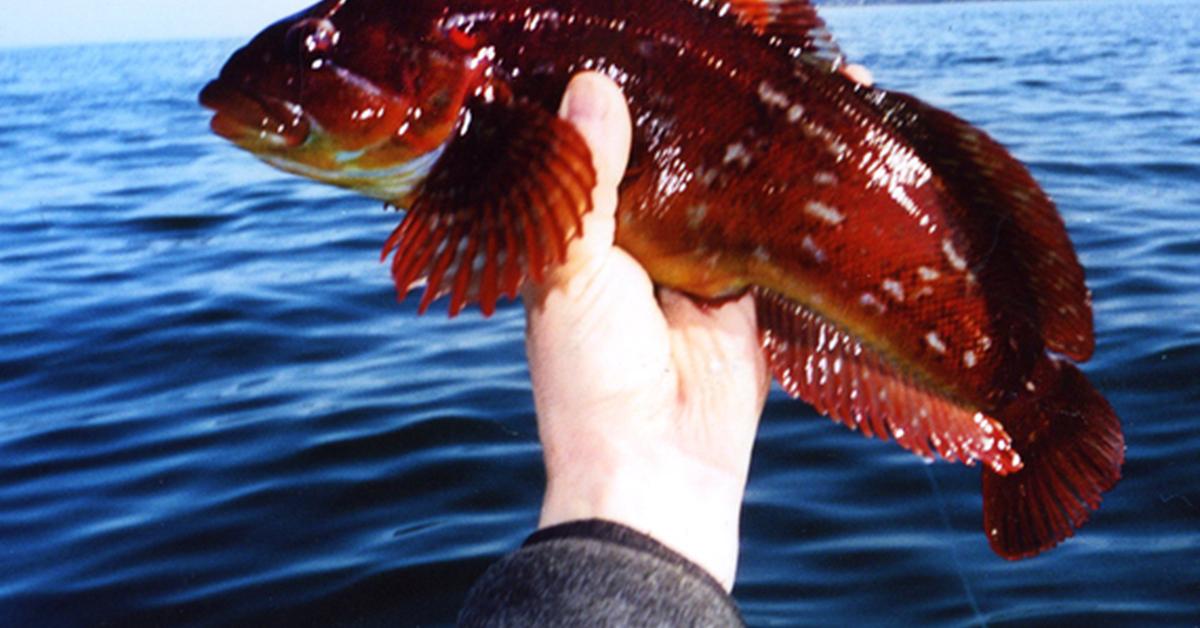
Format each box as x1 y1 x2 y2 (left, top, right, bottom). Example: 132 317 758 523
1 0 1197 625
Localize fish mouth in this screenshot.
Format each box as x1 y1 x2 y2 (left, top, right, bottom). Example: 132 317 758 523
199 79 312 150
199 77 443 201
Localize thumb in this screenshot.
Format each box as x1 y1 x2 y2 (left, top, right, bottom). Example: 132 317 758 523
526 72 633 296
558 72 632 204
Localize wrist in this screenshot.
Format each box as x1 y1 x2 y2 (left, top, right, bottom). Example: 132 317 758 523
538 436 749 590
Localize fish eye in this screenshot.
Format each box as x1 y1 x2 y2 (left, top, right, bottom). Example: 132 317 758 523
286 18 340 62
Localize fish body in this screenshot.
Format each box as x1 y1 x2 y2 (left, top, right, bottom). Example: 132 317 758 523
200 0 1123 558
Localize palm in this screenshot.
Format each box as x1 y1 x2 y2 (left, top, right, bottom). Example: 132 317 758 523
521 73 769 587
526 234 768 480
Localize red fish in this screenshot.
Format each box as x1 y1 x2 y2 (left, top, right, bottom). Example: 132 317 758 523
199 0 1123 559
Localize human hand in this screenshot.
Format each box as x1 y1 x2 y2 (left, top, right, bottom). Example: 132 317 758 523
521 73 771 590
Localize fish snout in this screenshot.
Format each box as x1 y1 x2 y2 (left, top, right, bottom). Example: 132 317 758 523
199 79 312 149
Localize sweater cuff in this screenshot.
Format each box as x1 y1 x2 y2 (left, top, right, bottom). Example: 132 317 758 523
524 518 733 597
458 518 744 626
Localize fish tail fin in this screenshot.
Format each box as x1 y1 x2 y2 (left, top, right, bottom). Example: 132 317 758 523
382 99 596 317
983 356 1124 559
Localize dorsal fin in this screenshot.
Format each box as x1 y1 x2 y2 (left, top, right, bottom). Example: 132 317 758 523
717 0 845 70
861 88 1094 360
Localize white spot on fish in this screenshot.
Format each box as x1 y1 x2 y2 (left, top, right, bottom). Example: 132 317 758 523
917 266 940 282
805 200 845 226
723 142 751 168
925 331 947 354
859 292 886 314
757 80 791 109
881 279 905 302
963 350 978 368
801 235 826 263
830 139 850 160
1025 380 1037 393
813 171 837 186
687 203 708 229
787 104 805 123
942 238 968 272
979 335 993 351
752 245 771 262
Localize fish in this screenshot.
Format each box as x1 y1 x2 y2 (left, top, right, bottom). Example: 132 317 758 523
199 0 1123 559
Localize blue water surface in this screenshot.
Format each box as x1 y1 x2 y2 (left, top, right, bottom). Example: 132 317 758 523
1 0 1197 625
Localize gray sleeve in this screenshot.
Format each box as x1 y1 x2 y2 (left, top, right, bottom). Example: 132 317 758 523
458 519 745 627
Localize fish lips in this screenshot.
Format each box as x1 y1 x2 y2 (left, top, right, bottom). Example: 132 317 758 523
199 79 312 149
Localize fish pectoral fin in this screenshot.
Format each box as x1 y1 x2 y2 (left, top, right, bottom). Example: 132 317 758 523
382 99 596 317
754 288 1022 473
983 357 1124 559
724 0 845 71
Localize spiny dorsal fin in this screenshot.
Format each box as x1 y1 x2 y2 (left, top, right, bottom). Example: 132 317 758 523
713 0 845 71
755 288 1022 474
382 99 596 317
862 87 1095 361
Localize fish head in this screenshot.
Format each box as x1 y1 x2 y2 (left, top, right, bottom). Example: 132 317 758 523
199 0 482 202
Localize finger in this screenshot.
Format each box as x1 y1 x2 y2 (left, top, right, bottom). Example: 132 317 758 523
840 63 874 87
525 73 633 298
524 74 663 400
558 72 633 199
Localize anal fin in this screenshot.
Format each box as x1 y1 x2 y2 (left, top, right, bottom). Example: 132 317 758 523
755 288 1022 474
382 99 596 317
